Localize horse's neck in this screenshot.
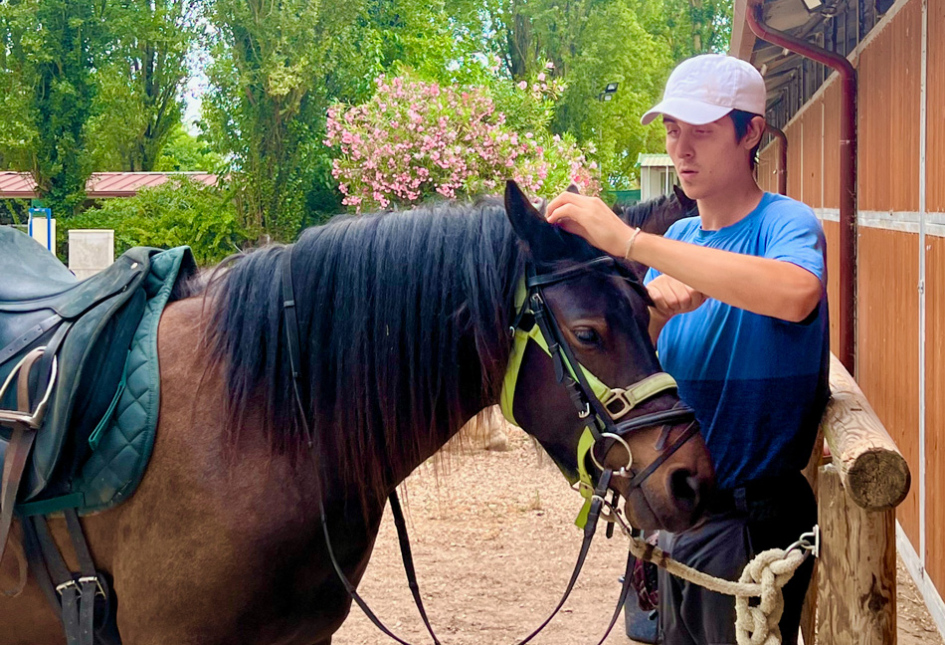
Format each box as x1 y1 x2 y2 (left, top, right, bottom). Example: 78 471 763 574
385 339 492 489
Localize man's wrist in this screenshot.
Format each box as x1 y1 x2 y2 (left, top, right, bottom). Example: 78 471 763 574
622 227 642 260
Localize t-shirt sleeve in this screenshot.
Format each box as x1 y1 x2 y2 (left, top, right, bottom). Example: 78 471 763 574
762 204 827 283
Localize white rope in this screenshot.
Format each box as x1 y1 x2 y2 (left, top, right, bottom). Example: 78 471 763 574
606 502 815 645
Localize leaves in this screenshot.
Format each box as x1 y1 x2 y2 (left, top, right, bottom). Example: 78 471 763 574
58 178 244 264
326 73 599 212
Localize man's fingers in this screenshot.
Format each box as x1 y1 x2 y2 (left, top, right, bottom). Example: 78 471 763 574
668 280 692 311
648 283 678 315
545 191 583 223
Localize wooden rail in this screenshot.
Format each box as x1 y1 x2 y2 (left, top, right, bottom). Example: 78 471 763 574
820 354 911 510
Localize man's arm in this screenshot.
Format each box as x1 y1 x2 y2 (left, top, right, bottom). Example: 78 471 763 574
633 233 821 323
546 193 822 323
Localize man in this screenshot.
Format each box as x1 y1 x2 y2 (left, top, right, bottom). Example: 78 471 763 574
545 54 829 644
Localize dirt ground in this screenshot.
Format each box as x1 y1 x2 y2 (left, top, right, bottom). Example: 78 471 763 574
334 423 944 645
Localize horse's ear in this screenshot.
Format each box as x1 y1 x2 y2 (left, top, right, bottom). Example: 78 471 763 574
505 180 570 261
566 183 581 195
673 184 696 211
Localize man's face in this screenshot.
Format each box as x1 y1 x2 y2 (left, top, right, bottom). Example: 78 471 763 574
663 115 751 201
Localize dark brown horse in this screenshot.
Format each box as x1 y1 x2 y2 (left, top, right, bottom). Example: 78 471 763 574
0 182 713 644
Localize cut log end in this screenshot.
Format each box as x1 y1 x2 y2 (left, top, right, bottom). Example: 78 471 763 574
845 449 912 510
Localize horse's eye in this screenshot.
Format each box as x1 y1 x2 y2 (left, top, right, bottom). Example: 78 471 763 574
573 328 601 346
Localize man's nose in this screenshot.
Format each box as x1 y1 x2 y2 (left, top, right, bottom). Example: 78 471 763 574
675 130 695 158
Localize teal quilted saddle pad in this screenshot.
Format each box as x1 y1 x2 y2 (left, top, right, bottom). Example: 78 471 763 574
6 244 196 517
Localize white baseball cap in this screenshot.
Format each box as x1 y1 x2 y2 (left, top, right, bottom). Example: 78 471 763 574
641 54 766 126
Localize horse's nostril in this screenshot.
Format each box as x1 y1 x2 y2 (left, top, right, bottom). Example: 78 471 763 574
670 468 699 506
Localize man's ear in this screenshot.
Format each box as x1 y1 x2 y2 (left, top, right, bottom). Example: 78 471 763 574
505 180 572 261
746 115 766 148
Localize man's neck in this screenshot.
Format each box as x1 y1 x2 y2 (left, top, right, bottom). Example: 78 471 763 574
696 181 765 231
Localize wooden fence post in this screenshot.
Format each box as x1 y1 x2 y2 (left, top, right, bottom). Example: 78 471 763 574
817 464 897 644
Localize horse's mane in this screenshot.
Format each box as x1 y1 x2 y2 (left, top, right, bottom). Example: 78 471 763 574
204 198 527 503
612 191 696 235
611 193 673 230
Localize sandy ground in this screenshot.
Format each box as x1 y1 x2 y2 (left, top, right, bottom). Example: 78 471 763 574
334 424 943 645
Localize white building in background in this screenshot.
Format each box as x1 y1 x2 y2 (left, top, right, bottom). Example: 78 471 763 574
637 153 679 202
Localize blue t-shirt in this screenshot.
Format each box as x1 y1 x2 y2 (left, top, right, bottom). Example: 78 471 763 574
645 192 830 490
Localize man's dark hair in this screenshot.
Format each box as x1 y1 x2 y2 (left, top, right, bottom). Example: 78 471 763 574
729 109 764 170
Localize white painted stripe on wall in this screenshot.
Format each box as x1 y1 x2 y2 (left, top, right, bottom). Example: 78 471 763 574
898 522 945 640
813 209 945 237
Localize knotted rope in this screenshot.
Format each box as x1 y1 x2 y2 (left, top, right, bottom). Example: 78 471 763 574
605 499 816 645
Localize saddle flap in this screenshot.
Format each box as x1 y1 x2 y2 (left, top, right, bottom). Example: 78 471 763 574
0 228 76 302
23 279 150 501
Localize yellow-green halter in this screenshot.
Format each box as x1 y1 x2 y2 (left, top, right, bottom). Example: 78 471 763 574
499 275 682 527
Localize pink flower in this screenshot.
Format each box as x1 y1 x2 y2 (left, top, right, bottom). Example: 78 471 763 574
537 73 546 82
517 81 528 90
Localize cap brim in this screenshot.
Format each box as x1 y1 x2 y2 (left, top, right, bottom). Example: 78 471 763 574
641 98 733 126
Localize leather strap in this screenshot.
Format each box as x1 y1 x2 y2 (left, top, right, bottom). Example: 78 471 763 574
515 470 612 645
594 546 636 645
0 347 46 595
626 421 700 490
389 491 441 645
65 509 98 645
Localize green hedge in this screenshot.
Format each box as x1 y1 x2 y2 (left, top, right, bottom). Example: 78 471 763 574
59 179 247 266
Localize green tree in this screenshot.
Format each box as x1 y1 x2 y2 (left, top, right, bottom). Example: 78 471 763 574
631 0 732 60
0 0 108 216
0 2 38 171
203 0 366 239
155 122 223 172
445 0 673 187
85 0 202 172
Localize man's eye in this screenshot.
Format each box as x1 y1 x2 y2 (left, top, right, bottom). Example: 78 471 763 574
574 328 601 345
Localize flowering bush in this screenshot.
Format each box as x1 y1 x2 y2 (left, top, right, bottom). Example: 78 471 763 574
325 74 598 212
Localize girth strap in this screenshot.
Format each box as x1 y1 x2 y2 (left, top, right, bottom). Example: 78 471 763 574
25 512 111 645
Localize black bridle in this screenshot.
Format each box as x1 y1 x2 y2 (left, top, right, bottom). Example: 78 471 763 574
279 249 699 645
520 256 698 491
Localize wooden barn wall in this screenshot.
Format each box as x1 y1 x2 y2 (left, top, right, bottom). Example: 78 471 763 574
822 220 840 353
928 0 945 212
857 229 921 547
926 238 945 592
822 82 841 211
785 122 803 202
851 0 923 546
856 0 921 213
802 100 824 209
925 0 945 593
756 142 779 194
